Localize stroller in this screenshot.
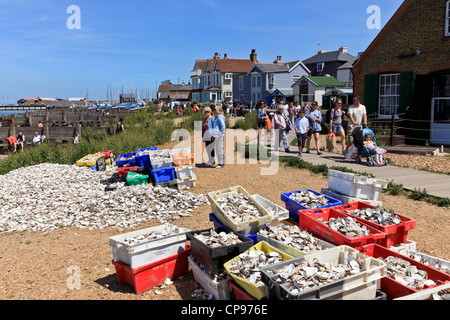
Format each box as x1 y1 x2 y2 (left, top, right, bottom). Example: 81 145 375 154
351 125 387 167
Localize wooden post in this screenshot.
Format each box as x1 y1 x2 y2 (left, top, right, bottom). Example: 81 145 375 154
390 114 395 146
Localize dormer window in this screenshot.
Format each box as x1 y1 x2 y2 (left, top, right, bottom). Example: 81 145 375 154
317 63 324 72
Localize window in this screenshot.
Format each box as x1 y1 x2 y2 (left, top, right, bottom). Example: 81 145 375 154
446 1 450 36
317 63 324 72
252 74 261 88
225 73 232 80
293 75 300 84
378 74 401 117
239 76 244 90
269 73 274 85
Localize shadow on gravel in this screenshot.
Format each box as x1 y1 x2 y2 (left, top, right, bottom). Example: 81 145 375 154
95 273 135 294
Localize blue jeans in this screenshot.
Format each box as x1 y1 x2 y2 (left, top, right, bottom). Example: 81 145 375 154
332 124 344 133
277 129 289 150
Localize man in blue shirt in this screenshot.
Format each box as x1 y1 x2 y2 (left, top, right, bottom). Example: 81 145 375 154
294 110 309 159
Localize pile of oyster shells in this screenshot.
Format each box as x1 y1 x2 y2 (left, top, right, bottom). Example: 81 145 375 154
80 156 101 163
318 217 370 238
433 288 450 300
289 190 329 209
346 206 401 226
137 149 152 156
381 256 436 290
258 224 324 253
217 192 263 224
124 228 180 245
194 229 242 248
268 256 363 295
408 252 450 275
0 163 209 233
150 150 172 161
228 250 283 285
119 155 135 161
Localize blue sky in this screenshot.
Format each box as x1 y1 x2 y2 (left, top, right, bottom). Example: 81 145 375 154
0 0 403 103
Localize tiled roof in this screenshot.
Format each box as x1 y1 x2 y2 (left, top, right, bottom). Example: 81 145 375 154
215 59 255 73
158 84 172 92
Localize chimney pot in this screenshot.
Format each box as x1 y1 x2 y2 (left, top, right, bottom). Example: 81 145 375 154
339 46 348 53
318 50 326 54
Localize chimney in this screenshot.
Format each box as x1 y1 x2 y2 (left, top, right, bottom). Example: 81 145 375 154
274 56 282 64
339 46 348 53
318 50 326 54
250 49 259 63
214 52 219 59
224 53 228 59
182 80 185 85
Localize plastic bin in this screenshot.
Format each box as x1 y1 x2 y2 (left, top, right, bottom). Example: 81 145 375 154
207 186 271 235
327 169 388 201
228 279 255 300
96 150 115 161
297 207 386 251
154 179 177 189
116 153 137 168
109 223 191 269
126 172 149 186
150 167 175 184
251 194 289 222
175 174 196 190
281 189 342 222
333 202 416 248
149 150 173 170
172 153 195 167
401 250 449 276
394 282 450 300
187 227 254 275
174 164 195 179
118 166 138 177
360 244 450 300
112 243 191 294
188 256 230 300
223 241 295 300
260 245 387 300
76 154 106 169
135 147 158 167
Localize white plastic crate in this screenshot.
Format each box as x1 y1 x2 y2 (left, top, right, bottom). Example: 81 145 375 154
321 188 383 207
109 223 191 269
149 150 174 170
174 164 195 179
188 256 230 300
327 169 388 201
260 245 387 300
251 194 289 222
388 240 417 255
404 250 449 274
175 174 196 190
207 186 271 234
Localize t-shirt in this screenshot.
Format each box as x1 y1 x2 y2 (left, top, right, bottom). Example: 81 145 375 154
294 117 309 134
330 108 343 125
347 104 367 127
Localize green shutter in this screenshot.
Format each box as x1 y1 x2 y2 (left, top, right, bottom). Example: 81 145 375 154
399 72 415 115
364 74 379 115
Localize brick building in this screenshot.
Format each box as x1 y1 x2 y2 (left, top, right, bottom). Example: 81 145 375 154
353 0 450 145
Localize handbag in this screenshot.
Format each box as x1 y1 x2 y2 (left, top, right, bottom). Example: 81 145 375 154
265 117 272 129
346 144 359 159
326 133 336 151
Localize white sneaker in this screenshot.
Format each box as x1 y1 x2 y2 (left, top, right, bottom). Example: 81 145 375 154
215 165 223 169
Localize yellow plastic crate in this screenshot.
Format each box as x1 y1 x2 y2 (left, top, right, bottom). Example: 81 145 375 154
223 241 294 300
76 154 105 167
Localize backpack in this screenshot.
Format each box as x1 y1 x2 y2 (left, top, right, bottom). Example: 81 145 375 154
116 121 122 132
325 108 334 124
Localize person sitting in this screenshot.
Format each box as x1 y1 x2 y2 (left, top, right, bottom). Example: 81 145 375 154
14 132 25 152
33 132 42 145
364 133 387 166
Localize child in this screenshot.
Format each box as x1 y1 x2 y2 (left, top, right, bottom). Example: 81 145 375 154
294 110 309 159
364 133 387 166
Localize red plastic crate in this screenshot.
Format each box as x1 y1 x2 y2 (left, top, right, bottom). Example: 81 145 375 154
332 202 416 248
97 150 114 160
360 244 450 300
112 244 191 294
228 279 255 300
117 166 138 177
297 207 386 250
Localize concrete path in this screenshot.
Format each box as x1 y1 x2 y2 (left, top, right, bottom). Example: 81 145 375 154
268 130 450 199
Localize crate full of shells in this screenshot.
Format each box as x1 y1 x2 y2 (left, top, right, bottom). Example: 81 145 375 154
251 194 289 223
187 227 254 275
109 223 191 269
207 186 271 234
116 152 137 168
298 207 386 251
223 241 295 300
259 245 387 300
136 147 158 167
76 154 106 168
361 244 450 300
281 189 342 222
333 202 416 248
148 149 174 170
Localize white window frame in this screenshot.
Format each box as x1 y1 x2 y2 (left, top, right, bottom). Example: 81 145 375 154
446 1 450 37
268 73 274 85
378 73 401 118
225 73 232 80
224 91 232 98
317 63 324 72
293 75 300 84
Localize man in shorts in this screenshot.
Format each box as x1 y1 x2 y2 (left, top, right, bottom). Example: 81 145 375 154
294 110 309 159
345 95 367 154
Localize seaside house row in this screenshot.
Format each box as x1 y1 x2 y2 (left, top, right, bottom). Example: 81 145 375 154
352 0 450 145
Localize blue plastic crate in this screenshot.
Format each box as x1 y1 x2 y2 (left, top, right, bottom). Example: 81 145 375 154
116 153 137 168
280 189 342 223
150 166 175 184
135 147 158 167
